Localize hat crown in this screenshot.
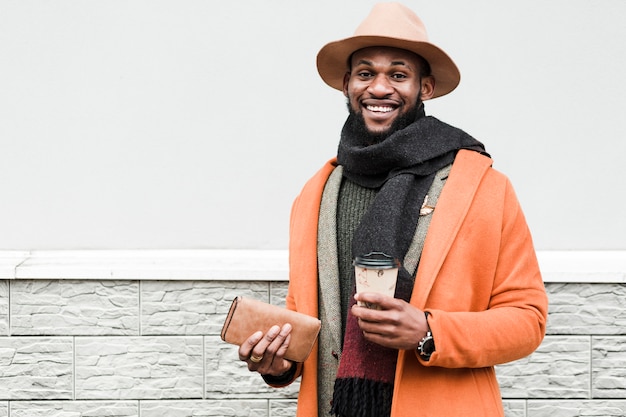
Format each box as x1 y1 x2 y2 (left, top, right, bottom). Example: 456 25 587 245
354 2 429 43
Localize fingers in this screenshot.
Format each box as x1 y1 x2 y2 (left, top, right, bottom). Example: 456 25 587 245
354 292 398 310
238 324 293 375
249 325 281 365
238 330 263 361
351 297 427 350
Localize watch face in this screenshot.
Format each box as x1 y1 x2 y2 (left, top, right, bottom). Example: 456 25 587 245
422 337 435 354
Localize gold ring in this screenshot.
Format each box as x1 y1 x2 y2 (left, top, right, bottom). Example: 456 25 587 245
249 354 263 363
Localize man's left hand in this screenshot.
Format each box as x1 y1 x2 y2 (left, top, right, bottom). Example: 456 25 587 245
352 292 429 350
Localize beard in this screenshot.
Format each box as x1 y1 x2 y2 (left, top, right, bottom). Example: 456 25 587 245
346 97 423 146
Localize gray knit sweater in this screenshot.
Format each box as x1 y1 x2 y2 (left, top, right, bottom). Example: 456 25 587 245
336 178 378 338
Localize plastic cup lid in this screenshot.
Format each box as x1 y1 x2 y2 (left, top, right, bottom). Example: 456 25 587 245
353 252 400 269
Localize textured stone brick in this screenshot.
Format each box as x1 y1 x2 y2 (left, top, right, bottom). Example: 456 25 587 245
502 400 525 417
0 281 7 336
0 337 72 400
527 400 626 417
10 401 138 416
592 336 626 398
0 269 624 416
141 400 268 417
270 399 298 417
270 282 289 307
546 283 626 335
10 280 139 335
205 335 300 398
497 336 590 398
75 336 203 399
141 281 268 335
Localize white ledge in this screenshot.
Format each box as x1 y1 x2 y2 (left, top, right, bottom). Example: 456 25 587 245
1 250 625 283
536 250 626 283
0 250 289 281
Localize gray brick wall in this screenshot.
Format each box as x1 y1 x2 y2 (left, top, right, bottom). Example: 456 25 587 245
496 283 626 416
0 276 625 416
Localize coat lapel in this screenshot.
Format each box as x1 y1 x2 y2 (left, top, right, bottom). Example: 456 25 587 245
411 150 493 308
317 165 344 354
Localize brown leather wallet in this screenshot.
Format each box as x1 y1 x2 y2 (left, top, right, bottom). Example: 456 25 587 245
220 296 321 363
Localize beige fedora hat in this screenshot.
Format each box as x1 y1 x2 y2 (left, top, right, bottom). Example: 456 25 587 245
316 2 460 99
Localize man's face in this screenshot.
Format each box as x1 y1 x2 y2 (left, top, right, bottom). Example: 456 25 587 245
343 46 434 136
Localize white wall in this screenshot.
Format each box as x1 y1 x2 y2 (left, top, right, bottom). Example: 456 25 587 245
1 0 625 250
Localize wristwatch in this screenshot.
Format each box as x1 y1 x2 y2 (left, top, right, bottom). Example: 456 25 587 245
418 312 435 360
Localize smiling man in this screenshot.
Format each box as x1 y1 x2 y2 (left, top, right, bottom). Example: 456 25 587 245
237 3 548 417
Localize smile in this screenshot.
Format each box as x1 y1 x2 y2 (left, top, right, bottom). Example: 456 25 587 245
366 105 396 113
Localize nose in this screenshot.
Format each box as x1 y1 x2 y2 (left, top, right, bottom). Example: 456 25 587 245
367 74 393 97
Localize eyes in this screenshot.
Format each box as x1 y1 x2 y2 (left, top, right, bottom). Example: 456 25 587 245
355 69 410 81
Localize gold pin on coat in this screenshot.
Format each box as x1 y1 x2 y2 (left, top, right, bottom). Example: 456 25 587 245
420 195 435 216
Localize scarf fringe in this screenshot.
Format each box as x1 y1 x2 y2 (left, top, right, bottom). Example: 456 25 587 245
330 377 393 417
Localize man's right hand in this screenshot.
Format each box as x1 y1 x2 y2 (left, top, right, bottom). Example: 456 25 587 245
238 323 294 376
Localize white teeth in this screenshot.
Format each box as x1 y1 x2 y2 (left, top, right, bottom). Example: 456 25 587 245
367 105 394 113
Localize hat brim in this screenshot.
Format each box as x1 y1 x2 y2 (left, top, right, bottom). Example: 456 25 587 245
316 35 460 99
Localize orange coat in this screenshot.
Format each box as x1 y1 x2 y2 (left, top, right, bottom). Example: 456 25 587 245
283 150 548 417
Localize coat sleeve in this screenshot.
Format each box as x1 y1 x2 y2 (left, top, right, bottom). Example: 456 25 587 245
263 160 335 395
262 194 308 388
421 174 548 369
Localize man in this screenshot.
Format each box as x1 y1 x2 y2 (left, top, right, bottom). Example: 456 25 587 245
238 3 548 416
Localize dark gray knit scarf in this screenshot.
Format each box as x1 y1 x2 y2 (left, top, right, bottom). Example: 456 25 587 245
330 107 486 417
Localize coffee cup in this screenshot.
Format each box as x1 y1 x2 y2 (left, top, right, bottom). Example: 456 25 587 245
353 252 400 309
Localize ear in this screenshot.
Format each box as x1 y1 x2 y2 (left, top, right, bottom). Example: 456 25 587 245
420 76 436 101
342 72 351 97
